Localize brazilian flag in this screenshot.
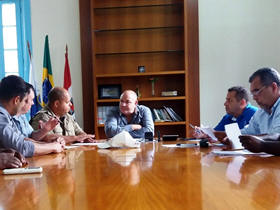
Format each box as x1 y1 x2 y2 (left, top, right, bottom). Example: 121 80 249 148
42 35 54 106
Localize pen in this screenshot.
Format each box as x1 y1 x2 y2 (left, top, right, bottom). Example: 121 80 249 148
56 117 63 124
189 123 202 134
46 113 63 124
176 143 199 147
182 137 200 141
189 123 195 129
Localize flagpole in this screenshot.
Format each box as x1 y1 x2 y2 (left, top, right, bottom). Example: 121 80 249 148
27 40 42 117
64 44 75 117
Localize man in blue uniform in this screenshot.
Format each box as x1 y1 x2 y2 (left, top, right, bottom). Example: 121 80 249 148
193 86 257 139
214 86 257 131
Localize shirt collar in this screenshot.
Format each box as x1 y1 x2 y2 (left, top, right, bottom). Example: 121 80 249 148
0 104 12 122
269 97 280 115
12 115 20 121
45 105 57 117
230 103 251 121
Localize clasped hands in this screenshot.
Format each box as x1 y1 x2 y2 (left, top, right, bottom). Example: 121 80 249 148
0 148 27 169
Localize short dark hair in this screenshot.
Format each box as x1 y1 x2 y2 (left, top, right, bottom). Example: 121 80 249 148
48 87 66 105
25 82 35 95
228 86 249 102
249 67 280 87
0 75 28 101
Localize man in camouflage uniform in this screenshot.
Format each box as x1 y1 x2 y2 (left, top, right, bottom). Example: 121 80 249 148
31 87 95 143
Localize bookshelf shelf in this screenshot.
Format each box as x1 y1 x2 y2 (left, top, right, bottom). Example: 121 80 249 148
94 26 184 33
155 121 186 126
93 3 183 10
97 121 186 128
95 50 184 56
97 96 186 103
96 71 185 78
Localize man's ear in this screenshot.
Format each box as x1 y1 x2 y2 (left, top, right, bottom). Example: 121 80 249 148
135 100 138 105
271 82 278 93
54 100 60 108
13 96 21 105
240 98 247 108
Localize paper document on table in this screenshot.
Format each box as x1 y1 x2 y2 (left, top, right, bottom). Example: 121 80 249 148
200 126 217 141
212 149 271 156
65 145 79 150
225 123 243 149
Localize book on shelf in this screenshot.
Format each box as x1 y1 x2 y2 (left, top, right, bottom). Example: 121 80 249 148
152 108 164 122
98 106 118 124
152 109 162 122
168 107 183 121
163 106 183 122
152 107 183 122
162 109 172 121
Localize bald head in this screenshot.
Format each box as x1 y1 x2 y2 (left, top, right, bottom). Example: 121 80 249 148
47 87 71 117
120 90 138 101
119 90 138 117
48 87 69 106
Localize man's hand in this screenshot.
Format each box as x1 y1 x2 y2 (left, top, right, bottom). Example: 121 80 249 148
39 118 59 131
192 126 218 143
0 149 27 169
75 134 96 143
239 135 264 153
56 137 66 147
131 124 142 130
192 126 208 139
51 142 65 153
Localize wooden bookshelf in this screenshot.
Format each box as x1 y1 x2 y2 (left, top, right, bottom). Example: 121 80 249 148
80 0 199 139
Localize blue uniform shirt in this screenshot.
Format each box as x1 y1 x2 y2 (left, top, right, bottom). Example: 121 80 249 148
214 103 258 131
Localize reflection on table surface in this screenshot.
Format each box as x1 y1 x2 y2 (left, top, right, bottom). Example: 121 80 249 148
1 141 280 210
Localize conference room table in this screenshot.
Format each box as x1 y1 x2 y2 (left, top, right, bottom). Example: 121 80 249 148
0 140 280 210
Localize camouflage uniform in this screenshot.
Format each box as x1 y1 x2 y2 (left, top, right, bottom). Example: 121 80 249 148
30 106 84 136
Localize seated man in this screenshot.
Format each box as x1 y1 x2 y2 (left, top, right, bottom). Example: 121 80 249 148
193 86 257 139
0 75 64 157
105 90 154 138
214 86 257 131
237 67 280 155
0 148 26 169
31 87 95 143
241 68 280 135
13 83 59 142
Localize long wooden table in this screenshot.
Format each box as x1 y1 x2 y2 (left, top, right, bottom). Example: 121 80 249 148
0 141 280 210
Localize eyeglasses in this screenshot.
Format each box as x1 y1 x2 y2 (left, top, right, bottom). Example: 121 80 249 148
251 86 266 97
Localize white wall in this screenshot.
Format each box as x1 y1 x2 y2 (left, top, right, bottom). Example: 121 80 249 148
199 0 280 126
30 0 280 128
30 0 84 127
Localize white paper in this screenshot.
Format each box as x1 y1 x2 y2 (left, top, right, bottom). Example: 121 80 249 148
225 123 243 149
211 149 271 156
97 142 111 149
200 126 217 141
64 145 79 150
